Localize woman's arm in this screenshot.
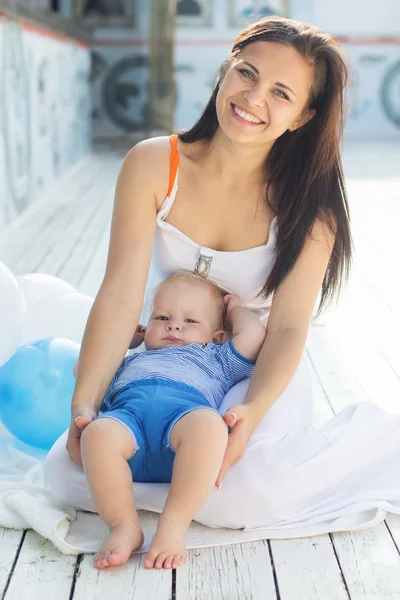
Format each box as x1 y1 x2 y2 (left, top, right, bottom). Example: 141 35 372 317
70 140 161 416
244 218 336 428
215 218 336 486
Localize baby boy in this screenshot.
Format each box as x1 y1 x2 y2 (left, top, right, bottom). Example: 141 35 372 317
74 273 266 570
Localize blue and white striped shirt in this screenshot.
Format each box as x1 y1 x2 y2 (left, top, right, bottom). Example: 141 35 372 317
102 339 255 410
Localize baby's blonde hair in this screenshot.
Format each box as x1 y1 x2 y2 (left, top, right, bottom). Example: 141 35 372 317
153 273 226 328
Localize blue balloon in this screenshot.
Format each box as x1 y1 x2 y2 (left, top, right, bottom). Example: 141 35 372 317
0 338 79 449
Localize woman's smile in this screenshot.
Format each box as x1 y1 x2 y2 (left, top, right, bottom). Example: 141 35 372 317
231 103 266 125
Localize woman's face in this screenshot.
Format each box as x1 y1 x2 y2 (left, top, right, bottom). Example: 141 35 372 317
216 41 315 145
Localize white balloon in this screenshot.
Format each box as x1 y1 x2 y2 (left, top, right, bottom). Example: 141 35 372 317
17 273 75 306
0 261 25 367
22 292 94 344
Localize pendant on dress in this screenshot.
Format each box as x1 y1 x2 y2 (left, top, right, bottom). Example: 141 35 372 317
194 254 213 279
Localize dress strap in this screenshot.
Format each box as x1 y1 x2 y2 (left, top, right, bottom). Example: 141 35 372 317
167 134 180 198
158 134 180 221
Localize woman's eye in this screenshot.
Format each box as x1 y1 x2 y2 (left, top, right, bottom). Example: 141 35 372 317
239 68 255 80
239 69 289 100
274 89 289 100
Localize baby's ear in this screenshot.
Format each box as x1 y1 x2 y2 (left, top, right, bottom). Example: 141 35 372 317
213 329 226 343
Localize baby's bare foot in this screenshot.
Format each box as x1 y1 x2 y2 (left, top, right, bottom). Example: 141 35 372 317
94 521 144 569
144 517 187 570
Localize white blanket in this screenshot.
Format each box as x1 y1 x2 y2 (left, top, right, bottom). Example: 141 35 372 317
1 433 400 556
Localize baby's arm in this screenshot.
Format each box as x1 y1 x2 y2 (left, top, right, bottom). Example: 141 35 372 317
224 295 266 361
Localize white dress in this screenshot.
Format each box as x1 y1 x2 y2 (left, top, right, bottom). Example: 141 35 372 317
43 138 400 536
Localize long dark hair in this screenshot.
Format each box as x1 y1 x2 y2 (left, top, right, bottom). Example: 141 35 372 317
178 17 352 313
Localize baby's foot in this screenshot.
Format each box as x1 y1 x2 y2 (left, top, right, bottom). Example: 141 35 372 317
94 521 144 569
144 517 187 570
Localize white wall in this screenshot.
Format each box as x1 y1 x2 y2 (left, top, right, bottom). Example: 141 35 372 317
60 0 151 138
343 44 400 140
0 15 91 232
313 0 400 36
173 0 400 140
57 0 400 140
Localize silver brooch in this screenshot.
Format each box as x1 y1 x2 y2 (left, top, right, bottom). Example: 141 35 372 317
194 254 213 278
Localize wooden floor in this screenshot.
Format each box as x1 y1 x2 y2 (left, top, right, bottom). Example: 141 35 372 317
1 139 400 599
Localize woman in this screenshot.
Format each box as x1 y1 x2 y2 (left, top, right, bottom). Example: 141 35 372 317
43 17 400 534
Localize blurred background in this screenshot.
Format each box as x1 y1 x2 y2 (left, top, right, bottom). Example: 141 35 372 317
0 0 399 232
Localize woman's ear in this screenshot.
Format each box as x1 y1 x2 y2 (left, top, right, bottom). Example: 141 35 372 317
213 329 226 344
291 108 316 131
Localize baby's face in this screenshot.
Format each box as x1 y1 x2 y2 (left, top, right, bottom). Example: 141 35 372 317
144 280 223 351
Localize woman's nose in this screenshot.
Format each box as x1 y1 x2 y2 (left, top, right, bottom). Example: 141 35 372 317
243 88 266 109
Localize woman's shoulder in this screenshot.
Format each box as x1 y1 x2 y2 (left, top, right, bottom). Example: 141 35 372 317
123 136 171 209
125 135 206 208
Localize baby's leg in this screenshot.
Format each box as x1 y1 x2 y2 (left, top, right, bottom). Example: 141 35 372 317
145 409 228 570
80 418 144 569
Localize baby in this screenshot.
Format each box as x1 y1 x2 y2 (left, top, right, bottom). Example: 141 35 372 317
75 273 266 570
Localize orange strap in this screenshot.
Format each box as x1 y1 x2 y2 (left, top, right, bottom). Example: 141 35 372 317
167 134 180 197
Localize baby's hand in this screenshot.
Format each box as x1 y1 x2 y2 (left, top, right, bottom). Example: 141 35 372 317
67 405 97 467
224 294 244 313
129 325 146 349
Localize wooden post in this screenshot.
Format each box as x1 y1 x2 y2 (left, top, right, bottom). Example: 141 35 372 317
148 0 176 133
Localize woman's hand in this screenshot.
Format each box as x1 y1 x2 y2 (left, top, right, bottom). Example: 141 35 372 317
66 405 98 467
215 403 254 488
129 325 146 349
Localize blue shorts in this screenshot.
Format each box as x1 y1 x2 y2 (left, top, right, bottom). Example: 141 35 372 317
94 378 220 483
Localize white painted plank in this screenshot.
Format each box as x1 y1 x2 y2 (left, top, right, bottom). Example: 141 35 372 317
3 173 101 277
0 155 101 270
270 536 348 600
15 174 107 277
0 529 23 593
307 298 400 599
384 514 400 553
337 271 400 379
309 311 400 417
307 326 370 413
3 531 76 600
176 542 276 600
66 164 117 294
332 527 400 599
74 553 172 600
266 359 350 600
56 192 112 289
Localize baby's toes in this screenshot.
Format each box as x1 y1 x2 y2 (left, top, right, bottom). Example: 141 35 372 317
94 551 109 569
172 554 186 569
144 551 156 569
163 554 176 570
93 554 101 568
155 552 169 569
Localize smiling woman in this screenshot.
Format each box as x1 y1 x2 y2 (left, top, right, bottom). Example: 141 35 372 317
42 16 400 565
180 18 351 314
